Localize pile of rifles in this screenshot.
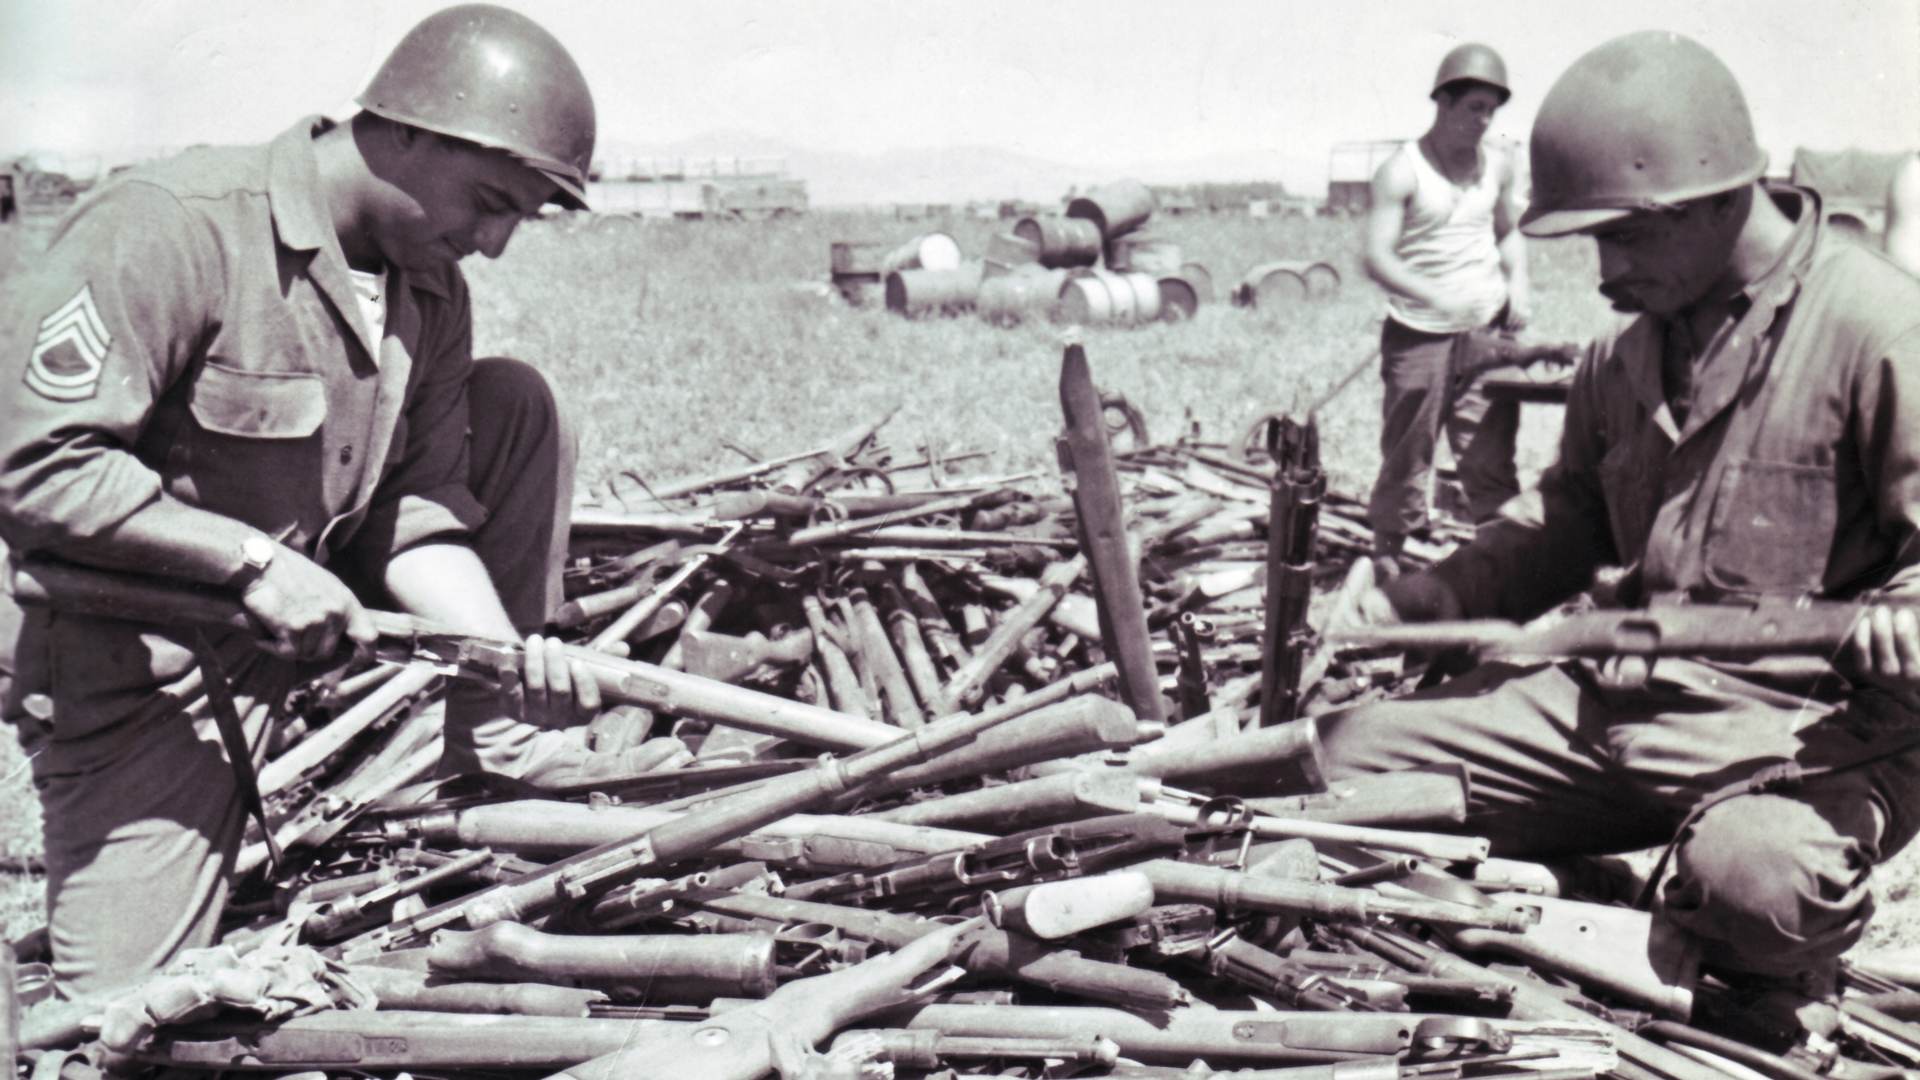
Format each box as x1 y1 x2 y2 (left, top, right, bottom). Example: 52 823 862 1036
12 345 1920 1080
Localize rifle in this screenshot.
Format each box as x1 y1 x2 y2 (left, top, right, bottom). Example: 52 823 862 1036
941 555 1084 710
881 1003 1417 1065
543 915 980 1080
1444 894 1698 1021
1176 611 1215 719
1246 765 1470 829
299 847 495 942
1120 714 1326 796
1332 924 1727 1080
359 799 989 867
781 812 1191 910
820 684 1136 809
1137 859 1537 933
800 593 871 717
675 628 812 685
826 1028 1119 1070
585 522 742 652
632 405 899 503
867 769 1146 831
844 584 924 728
1058 344 1168 722
1259 414 1325 726
10 555 906 753
140 1010 663 1070
882 581 947 709
1202 930 1382 1012
784 488 1016 547
1449 327 1580 388
985 871 1156 939
683 891 1193 1011
347 967 609 1017
1328 596 1901 663
330 685 1052 954
427 922 779 1003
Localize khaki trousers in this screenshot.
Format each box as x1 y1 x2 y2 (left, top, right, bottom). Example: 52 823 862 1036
1318 657 1920 979
1366 317 1521 540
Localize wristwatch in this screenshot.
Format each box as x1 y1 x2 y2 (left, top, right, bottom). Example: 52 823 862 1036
233 535 276 592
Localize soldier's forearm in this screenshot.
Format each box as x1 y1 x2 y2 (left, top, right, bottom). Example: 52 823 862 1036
1498 229 1530 296
54 494 268 587
385 541 520 641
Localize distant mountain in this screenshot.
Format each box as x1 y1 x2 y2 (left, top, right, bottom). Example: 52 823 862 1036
1113 148 1335 199
594 131 1326 207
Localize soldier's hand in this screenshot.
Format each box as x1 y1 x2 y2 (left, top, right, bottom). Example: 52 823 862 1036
241 544 377 662
1502 297 1532 332
518 633 603 729
1324 557 1404 637
1326 557 1470 639
1849 604 1920 694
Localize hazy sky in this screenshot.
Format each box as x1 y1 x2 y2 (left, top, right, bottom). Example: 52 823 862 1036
5 0 1916 188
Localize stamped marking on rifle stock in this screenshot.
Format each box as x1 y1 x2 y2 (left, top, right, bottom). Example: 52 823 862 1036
623 675 672 702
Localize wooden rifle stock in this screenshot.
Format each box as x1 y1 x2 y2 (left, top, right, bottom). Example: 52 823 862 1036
1329 597 1908 663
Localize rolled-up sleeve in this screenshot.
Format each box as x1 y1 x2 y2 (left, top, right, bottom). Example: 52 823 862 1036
1848 324 1920 597
348 266 488 565
0 183 218 551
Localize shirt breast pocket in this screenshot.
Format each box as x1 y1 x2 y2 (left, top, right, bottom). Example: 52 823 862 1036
188 362 327 437
176 361 329 535
1703 458 1837 594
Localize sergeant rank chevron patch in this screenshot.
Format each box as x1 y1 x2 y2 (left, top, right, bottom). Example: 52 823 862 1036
26 283 112 402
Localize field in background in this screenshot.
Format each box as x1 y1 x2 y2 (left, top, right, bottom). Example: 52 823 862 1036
7 205 1920 955
472 211 1612 506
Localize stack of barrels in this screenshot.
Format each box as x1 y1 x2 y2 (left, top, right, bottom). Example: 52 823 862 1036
1231 260 1342 309
991 180 1212 326
832 179 1214 328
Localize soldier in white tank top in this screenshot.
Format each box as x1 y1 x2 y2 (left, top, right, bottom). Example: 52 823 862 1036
1385 137 1511 333
1359 45 1531 574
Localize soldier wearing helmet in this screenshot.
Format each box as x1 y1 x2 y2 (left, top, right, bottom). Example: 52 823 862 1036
1325 32 1920 1042
0 5 650 1001
1361 42 1531 579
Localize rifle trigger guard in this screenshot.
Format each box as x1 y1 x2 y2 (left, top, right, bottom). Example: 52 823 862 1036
1411 1016 1513 1055
1609 619 1663 656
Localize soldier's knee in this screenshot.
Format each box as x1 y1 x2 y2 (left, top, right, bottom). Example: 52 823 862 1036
1668 796 1873 961
470 356 559 427
1318 700 1430 779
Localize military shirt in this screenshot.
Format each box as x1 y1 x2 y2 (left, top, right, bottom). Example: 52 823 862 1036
0 117 488 732
1436 187 1920 636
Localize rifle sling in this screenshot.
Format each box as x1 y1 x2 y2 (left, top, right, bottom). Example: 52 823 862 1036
191 630 284 874
1635 724 1920 911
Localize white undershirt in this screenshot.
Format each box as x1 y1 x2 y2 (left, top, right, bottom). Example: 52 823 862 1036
347 265 388 350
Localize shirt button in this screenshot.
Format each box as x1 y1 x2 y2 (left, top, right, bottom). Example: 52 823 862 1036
339 445 353 466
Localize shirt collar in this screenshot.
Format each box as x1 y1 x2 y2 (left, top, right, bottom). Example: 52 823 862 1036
265 116 338 254
269 116 389 365
1740 182 1821 314
265 116 455 306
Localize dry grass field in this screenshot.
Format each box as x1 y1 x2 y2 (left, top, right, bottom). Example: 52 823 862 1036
474 210 1604 505
5 201 1920 961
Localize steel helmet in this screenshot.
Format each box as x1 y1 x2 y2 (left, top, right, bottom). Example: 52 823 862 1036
1432 43 1510 103
1521 31 1767 237
357 4 596 210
